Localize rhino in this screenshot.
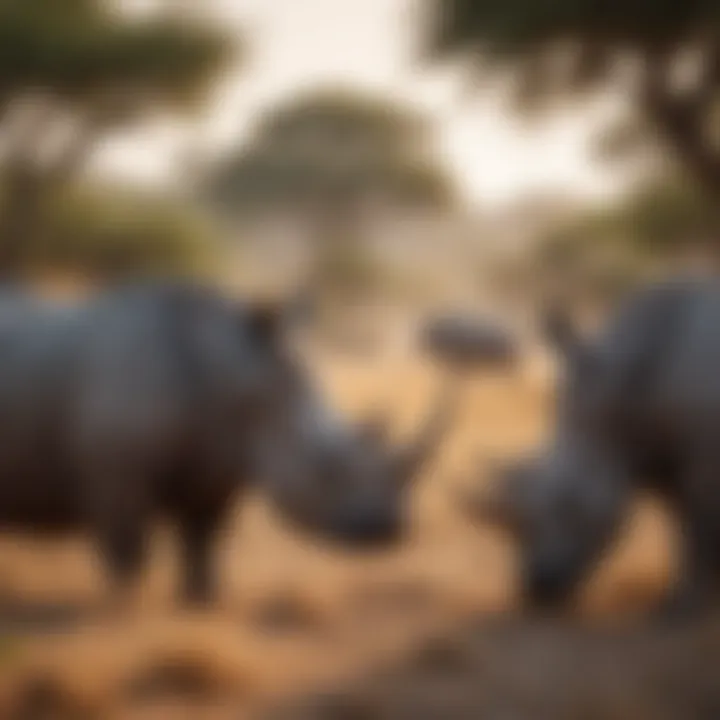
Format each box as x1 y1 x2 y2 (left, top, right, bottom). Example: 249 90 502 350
0 281 453 607
463 277 720 618
420 313 519 370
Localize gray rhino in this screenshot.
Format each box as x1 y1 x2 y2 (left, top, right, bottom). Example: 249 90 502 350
0 281 453 606
419 313 519 370
464 277 720 618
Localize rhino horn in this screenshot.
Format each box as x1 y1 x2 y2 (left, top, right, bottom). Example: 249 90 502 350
393 377 460 487
456 484 503 525
453 454 507 522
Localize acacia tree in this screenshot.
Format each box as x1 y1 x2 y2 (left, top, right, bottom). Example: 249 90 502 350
202 88 453 297
426 1 720 208
0 0 234 277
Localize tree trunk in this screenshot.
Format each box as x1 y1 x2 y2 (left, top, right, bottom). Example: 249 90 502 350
642 47 720 196
301 195 379 347
640 47 720 263
308 196 369 297
0 165 45 280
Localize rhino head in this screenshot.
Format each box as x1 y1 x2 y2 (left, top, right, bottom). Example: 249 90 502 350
245 296 457 550
258 377 456 549
460 307 632 610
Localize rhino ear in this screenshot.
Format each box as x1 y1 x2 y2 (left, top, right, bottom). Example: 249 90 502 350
245 289 315 346
541 305 592 369
245 302 285 346
542 305 577 353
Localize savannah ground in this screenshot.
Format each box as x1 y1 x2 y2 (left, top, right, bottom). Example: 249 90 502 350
0 348 709 720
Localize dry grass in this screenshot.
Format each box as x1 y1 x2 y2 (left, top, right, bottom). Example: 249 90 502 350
0 351 684 719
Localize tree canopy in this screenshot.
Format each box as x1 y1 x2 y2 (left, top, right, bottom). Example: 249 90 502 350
202 87 454 221
425 1 720 205
520 174 716 308
37 185 215 279
543 175 715 256
0 0 235 277
201 87 453 304
0 0 231 109
202 87 455 308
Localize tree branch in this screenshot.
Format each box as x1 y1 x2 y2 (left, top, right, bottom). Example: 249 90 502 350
43 114 103 188
640 45 720 196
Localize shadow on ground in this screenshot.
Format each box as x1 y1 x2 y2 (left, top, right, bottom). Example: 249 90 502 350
0 597 97 636
262 613 720 720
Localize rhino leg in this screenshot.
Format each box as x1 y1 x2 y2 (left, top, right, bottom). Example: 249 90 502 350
79 447 153 616
175 479 237 607
90 475 151 616
655 536 717 623
656 451 720 622
177 514 222 606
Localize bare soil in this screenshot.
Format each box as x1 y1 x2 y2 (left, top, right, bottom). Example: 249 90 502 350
0 353 699 720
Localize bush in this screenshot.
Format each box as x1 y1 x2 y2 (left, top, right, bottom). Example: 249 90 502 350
27 187 216 279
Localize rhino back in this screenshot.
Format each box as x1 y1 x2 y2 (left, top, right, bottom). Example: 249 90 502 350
0 282 260 531
592 279 720 484
654 284 720 417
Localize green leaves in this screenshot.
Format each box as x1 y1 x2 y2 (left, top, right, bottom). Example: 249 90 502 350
424 1 720 114
537 174 717 285
203 87 454 219
427 0 720 60
41 187 215 278
0 0 236 277
0 0 234 111
425 0 720 229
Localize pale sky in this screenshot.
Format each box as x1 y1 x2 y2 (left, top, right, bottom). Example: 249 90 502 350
97 0 625 207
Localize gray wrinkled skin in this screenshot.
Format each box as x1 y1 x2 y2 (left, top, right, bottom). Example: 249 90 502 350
0 281 452 606
257 372 454 549
420 313 519 369
469 277 720 618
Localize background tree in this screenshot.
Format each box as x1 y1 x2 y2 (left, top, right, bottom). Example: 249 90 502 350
425 0 720 237
201 87 454 299
0 0 234 277
41 184 215 281
504 175 717 311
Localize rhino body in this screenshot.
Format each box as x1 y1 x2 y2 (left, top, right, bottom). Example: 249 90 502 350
420 314 519 369
0 281 451 605
473 278 720 617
